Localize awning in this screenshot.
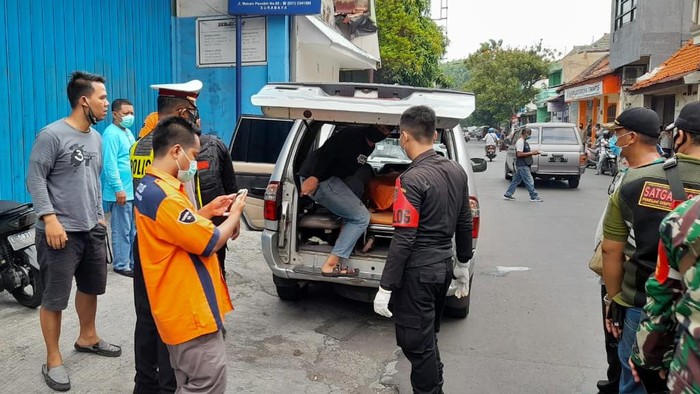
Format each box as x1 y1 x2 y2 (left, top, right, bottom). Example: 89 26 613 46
297 15 380 70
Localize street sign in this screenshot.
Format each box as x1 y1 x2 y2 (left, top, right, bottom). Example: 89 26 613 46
228 0 322 15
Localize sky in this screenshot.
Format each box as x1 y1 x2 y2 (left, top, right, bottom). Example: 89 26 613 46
431 0 613 61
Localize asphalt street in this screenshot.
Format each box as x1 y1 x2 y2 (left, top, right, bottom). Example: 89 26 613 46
0 140 613 393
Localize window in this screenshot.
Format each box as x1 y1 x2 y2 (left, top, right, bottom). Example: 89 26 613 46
541 127 580 145
230 117 294 163
693 0 700 24
606 104 617 123
615 0 636 30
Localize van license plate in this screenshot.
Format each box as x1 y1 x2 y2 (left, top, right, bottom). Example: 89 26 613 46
8 228 35 251
549 157 568 163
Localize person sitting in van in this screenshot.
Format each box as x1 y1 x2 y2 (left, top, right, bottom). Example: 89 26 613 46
299 125 391 277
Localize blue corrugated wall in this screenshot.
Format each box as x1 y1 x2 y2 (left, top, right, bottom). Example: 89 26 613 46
0 0 173 203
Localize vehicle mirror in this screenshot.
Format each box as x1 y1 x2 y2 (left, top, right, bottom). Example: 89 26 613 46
471 158 488 173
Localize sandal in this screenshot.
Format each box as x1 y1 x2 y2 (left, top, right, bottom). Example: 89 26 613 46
360 235 375 254
74 339 122 357
321 265 359 277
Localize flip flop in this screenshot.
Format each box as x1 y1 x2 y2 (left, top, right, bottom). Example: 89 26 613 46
74 339 122 357
321 265 359 277
42 364 70 392
360 235 375 254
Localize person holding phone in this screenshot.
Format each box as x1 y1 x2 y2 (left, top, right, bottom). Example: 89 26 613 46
134 116 246 392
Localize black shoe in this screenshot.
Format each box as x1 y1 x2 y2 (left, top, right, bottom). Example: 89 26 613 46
114 268 134 278
596 379 619 394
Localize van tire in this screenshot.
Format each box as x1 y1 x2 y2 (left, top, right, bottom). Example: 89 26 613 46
504 163 512 180
568 176 580 188
443 275 472 319
273 275 304 301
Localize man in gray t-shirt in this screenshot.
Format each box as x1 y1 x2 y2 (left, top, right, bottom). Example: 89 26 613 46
26 71 121 392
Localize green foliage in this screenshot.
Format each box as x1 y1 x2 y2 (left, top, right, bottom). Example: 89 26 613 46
375 0 448 87
440 59 470 89
464 40 552 126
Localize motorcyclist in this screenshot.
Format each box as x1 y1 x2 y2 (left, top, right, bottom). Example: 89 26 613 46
484 127 499 155
596 129 611 175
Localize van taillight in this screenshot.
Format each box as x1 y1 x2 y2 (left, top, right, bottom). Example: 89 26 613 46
264 182 281 221
469 196 480 239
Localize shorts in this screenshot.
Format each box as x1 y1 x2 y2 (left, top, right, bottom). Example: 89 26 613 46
36 224 108 311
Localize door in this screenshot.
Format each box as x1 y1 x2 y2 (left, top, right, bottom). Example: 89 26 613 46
536 126 582 175
230 116 295 230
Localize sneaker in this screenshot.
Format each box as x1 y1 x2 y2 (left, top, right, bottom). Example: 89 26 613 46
530 196 544 202
503 194 515 201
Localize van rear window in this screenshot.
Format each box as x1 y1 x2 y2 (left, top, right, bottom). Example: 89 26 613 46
541 127 579 144
230 118 294 164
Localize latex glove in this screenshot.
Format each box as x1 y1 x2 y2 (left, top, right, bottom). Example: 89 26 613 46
453 262 470 299
373 287 393 318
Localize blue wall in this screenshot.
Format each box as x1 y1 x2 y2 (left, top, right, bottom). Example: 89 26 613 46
173 15 290 146
0 0 173 203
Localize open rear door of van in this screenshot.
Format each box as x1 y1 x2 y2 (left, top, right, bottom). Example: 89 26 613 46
229 116 295 230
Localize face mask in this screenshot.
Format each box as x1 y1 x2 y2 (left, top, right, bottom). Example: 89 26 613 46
176 148 197 183
367 127 388 143
120 114 135 129
398 132 408 154
608 135 622 157
524 134 531 140
83 97 98 125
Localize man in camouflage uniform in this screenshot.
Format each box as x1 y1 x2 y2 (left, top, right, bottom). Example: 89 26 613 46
631 102 700 392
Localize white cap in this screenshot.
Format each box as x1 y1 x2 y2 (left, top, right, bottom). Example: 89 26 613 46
150 80 203 100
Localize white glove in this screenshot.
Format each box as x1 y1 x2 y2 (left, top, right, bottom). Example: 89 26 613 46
453 262 470 299
373 287 393 318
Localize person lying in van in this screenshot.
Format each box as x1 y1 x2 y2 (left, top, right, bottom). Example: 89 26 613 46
299 124 391 277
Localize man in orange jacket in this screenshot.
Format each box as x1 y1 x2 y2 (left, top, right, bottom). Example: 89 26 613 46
134 116 246 392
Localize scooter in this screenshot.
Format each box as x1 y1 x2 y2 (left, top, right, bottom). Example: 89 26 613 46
0 201 42 308
599 146 618 176
585 145 599 168
486 145 497 162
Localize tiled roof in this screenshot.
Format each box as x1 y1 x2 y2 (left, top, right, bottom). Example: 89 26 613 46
630 40 700 91
557 55 614 92
565 33 611 56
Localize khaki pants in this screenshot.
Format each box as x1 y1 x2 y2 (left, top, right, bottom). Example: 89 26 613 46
166 330 226 393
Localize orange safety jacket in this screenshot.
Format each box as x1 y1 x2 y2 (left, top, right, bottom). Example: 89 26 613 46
133 166 233 345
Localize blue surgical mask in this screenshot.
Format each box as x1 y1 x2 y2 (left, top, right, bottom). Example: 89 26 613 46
120 114 135 129
608 135 621 157
176 148 197 183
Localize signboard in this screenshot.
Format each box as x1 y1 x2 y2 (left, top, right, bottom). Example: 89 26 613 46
564 81 603 102
196 16 267 68
228 0 322 15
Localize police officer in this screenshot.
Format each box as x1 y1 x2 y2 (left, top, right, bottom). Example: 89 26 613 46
374 105 473 394
131 80 202 394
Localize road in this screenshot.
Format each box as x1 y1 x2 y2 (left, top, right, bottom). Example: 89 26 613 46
0 140 613 393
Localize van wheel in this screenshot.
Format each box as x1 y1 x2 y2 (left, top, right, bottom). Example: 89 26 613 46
568 176 580 188
272 275 305 301
443 275 472 319
504 163 512 180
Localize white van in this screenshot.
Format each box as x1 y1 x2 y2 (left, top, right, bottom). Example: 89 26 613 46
230 83 483 318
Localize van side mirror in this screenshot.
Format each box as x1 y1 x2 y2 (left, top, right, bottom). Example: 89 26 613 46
471 158 487 173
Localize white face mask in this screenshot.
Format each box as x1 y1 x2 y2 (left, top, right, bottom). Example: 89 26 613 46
176 148 197 183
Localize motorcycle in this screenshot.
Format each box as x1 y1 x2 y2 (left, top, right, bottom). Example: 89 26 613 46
0 201 42 308
599 146 618 176
486 145 497 162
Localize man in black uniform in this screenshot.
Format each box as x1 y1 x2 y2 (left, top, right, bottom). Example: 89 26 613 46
374 105 473 394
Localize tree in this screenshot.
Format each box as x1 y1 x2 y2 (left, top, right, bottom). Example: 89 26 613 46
463 40 552 126
375 0 448 87
440 59 470 90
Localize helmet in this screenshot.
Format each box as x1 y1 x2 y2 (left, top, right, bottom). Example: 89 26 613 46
488 127 495 133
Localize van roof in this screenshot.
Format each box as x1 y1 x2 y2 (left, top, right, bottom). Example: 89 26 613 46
525 122 577 127
251 83 476 129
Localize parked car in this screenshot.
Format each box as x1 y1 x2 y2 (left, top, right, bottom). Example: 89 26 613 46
504 122 586 188
230 83 484 318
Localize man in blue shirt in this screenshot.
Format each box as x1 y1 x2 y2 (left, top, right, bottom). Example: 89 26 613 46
102 98 136 277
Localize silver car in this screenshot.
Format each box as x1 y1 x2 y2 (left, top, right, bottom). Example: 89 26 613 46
229 83 484 318
505 122 586 188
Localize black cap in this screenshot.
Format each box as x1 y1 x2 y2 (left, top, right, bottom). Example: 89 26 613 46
602 107 661 137
666 101 700 134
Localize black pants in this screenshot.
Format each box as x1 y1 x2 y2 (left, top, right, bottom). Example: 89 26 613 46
392 259 452 394
599 284 621 394
133 239 177 394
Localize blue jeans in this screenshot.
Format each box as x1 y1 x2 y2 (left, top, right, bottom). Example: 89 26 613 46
104 201 135 271
310 176 370 259
618 307 645 394
505 165 539 199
